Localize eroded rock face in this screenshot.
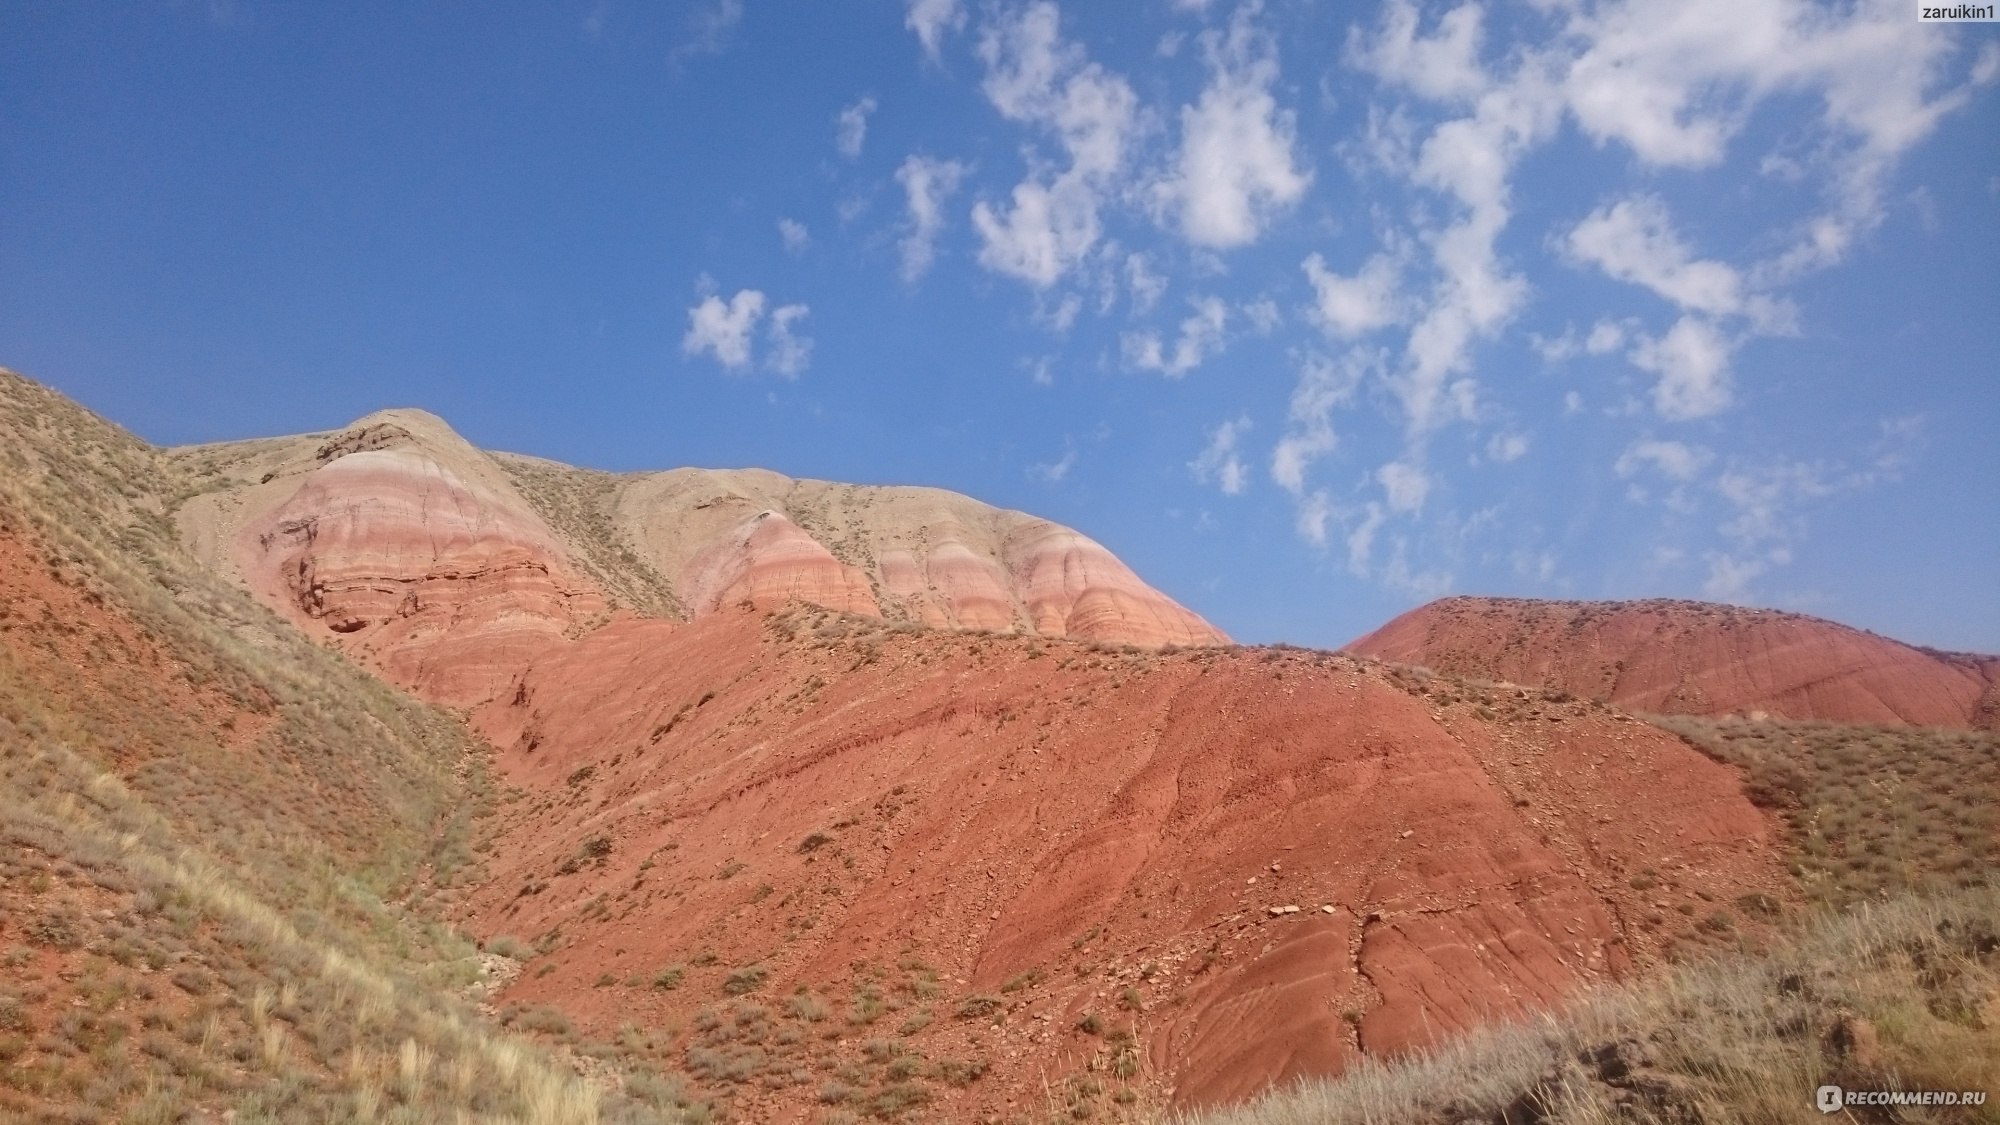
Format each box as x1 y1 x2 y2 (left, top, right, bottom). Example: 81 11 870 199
614 469 1230 647
1347 596 2000 728
179 408 1226 678
1001 521 1225 647
877 540 1019 632
678 510 880 617
237 447 606 706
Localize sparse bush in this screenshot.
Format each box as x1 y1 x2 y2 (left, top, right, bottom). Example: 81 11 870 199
723 965 768 995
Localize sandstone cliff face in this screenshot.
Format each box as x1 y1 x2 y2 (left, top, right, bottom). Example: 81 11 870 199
173 411 1226 657
612 465 1229 647
1347 596 2000 728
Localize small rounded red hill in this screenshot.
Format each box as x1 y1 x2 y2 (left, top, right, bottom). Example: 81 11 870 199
1346 596 2000 729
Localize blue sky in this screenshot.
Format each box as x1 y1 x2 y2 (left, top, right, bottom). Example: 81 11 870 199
3 1 1997 651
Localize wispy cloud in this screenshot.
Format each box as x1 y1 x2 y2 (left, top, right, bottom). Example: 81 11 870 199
895 155 969 281
670 0 743 65
905 0 965 62
1190 415 1252 495
836 96 877 159
1122 296 1228 377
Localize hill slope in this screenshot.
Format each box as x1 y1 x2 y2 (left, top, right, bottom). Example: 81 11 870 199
166 409 1226 701
1346 596 2000 729
449 611 1787 1116
153 405 1790 1117
0 371 628 1123
0 372 1800 1121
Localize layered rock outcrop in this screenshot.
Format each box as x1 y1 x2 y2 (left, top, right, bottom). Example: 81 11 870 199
175 410 1227 658
1347 596 2000 728
236 444 607 706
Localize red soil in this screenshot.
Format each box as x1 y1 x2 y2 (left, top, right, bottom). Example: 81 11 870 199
206 449 1792 1117
457 612 1780 1116
1348 597 2000 730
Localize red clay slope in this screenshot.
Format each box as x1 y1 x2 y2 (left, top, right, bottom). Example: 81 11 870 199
1348 596 2000 729
174 425 1790 1117
459 613 1784 1117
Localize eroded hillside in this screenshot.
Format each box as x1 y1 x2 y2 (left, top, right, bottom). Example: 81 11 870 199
1348 596 2000 729
0 371 635 1123
154 401 1795 1119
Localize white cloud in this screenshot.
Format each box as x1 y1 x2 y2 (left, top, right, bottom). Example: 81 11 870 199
1154 4 1310 249
682 288 811 376
970 2 1138 287
683 289 766 369
1585 319 1626 354
1345 501 1385 569
1190 415 1252 495
1302 251 1402 338
778 218 810 255
1376 459 1431 512
973 181 1100 287
895 155 969 281
1556 0 1978 281
1272 350 1367 495
1297 489 1334 547
905 0 965 62
1630 315 1733 420
671 0 743 64
1326 0 1984 470
766 304 813 377
1030 443 1077 483
1241 298 1281 334
1389 59 1562 436
1486 432 1529 463
1701 551 1774 602
836 96 878 160
1565 195 1744 316
1349 0 1488 103
1123 296 1228 378
1716 459 1832 545
1037 292 1083 335
1615 438 1711 481
1125 252 1166 314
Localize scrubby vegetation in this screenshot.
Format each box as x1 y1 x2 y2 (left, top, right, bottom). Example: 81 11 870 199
1184 886 1999 1125
1183 712 2000 1125
1653 716 1998 906
0 372 703 1122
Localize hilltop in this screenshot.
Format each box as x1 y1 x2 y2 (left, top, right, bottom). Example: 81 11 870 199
1347 596 2000 729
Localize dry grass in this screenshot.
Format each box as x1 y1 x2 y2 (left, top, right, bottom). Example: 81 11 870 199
0 370 709 1123
1185 886 1999 1125
1653 716 1998 906
494 454 684 620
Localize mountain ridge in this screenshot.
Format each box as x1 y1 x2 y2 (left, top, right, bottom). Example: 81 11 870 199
1346 594 2000 729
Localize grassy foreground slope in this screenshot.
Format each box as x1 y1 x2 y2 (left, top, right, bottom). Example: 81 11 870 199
0 370 696 1123
1185 886 1998 1125
1186 702 2000 1125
